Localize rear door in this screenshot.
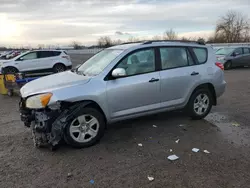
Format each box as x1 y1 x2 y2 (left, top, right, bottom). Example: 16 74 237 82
242 48 250 66
15 51 39 71
37 51 60 70
231 48 244 67
159 46 203 108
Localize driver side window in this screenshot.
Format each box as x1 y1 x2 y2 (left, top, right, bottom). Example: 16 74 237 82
18 52 37 61
234 48 243 55
116 49 155 76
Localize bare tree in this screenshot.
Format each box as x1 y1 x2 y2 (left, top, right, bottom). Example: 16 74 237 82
216 11 250 43
71 41 82 49
152 35 162 40
112 39 123 45
207 32 226 43
97 36 113 47
127 36 140 43
180 36 191 41
163 29 178 40
37 44 45 50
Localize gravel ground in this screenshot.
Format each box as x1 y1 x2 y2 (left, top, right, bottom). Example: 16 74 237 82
0 54 250 188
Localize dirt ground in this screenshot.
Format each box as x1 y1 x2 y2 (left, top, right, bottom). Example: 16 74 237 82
0 55 250 188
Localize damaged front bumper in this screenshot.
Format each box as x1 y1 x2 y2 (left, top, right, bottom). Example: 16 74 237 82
19 98 90 150
19 98 61 148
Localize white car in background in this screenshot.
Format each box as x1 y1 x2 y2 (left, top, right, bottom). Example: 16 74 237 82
0 50 72 74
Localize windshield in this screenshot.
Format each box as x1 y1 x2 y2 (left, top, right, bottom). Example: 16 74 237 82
77 49 123 76
216 48 235 55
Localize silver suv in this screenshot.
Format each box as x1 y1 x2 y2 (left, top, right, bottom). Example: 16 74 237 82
19 40 226 149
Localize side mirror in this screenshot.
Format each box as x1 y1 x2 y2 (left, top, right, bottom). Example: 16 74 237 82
112 68 126 78
75 64 81 69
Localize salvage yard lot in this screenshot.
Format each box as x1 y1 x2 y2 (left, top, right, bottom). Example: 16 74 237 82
0 54 250 188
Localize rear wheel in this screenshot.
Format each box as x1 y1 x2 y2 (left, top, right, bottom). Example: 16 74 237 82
3 67 18 74
53 64 66 73
64 107 105 148
187 88 213 120
224 61 232 70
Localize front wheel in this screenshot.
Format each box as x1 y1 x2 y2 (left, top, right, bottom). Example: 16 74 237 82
64 107 105 148
224 61 232 70
187 89 213 120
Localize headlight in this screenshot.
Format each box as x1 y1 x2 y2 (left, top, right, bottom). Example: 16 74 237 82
217 57 225 61
26 93 53 109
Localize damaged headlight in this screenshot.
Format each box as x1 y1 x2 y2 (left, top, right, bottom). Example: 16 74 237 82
26 93 53 109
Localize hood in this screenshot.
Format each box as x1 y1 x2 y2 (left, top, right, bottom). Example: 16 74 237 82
20 71 91 98
0 59 12 64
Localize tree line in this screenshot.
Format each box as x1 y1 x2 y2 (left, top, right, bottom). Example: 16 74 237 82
95 11 250 48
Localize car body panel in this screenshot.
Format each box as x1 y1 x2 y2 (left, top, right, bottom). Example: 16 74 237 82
20 71 91 97
20 42 226 124
0 50 72 73
216 47 250 67
106 71 161 119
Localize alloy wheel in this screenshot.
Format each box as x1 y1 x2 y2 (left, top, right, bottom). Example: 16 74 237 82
69 114 100 143
193 93 210 115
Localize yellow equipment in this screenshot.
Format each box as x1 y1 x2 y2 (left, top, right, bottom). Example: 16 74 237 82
0 74 8 95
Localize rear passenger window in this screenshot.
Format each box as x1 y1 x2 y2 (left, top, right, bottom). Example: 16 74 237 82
243 48 250 54
53 51 61 56
192 48 207 64
38 51 61 58
160 47 194 70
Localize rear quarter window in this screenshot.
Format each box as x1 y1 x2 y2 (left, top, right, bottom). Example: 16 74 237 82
192 47 208 64
53 51 61 56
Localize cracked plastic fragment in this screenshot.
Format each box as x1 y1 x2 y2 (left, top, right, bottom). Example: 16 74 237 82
232 122 240 127
147 176 154 181
203 150 210 154
167 154 179 161
192 148 200 152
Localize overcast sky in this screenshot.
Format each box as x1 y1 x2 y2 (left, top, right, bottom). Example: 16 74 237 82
0 0 249 47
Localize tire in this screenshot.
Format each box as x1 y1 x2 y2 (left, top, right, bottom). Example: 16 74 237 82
224 61 232 70
53 63 66 73
7 89 14 97
3 67 18 74
64 107 106 148
187 88 213 120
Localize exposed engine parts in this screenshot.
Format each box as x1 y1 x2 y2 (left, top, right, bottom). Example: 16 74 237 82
20 99 91 150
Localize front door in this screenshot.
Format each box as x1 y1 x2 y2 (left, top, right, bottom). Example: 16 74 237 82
15 51 39 71
106 48 161 119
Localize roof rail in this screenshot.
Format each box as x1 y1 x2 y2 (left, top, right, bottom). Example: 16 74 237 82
120 41 146 45
143 39 205 45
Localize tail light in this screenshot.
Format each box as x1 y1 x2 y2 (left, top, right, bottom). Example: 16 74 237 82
215 62 224 70
62 56 70 61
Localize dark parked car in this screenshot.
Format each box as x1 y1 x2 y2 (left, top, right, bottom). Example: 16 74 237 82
216 47 250 70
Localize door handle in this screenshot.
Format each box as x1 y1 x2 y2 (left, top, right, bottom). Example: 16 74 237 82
191 72 199 76
149 78 159 82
